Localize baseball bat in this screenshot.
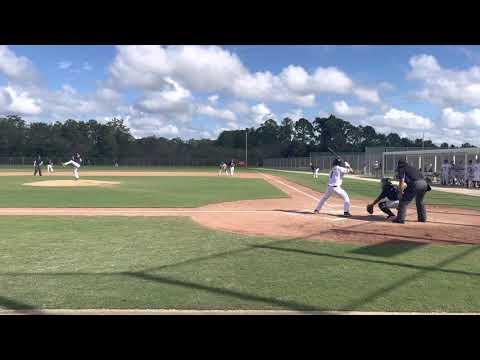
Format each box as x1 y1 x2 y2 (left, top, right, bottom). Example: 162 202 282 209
327 147 345 162
328 147 352 170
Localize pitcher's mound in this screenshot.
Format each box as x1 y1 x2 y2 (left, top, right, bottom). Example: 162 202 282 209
23 180 120 188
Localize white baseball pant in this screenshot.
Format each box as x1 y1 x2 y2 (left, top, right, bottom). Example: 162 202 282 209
230 166 235 176
64 160 81 179
315 185 350 213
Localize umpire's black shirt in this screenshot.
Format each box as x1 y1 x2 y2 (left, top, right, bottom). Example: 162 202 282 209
398 163 423 185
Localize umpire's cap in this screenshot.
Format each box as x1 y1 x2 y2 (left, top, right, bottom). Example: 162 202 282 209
397 159 407 168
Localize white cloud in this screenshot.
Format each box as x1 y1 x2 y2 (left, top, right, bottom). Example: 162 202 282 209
369 108 433 130
58 61 72 70
311 67 353 93
208 94 219 104
279 65 310 92
0 46 38 84
408 53 480 107
250 103 274 124
135 77 192 115
83 62 92 71
109 46 369 108
441 107 480 129
282 108 305 122
197 104 236 121
353 87 380 103
0 86 42 115
333 100 368 117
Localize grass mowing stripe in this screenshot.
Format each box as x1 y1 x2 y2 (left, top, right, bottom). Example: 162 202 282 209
1 216 480 311
0 176 287 208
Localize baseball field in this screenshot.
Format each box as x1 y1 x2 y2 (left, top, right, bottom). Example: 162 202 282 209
1 166 480 313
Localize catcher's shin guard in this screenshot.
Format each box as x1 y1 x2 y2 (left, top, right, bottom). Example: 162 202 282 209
379 202 395 217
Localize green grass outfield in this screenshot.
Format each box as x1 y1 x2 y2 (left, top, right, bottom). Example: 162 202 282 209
0 176 286 208
1 216 479 312
258 169 480 211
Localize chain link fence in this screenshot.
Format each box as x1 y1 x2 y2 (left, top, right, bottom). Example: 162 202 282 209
382 148 480 183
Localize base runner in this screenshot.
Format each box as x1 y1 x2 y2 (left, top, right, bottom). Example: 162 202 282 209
313 158 353 217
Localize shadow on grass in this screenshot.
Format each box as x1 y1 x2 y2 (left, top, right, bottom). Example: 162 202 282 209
349 240 427 257
251 244 480 277
340 246 480 311
332 228 477 245
128 272 322 311
0 295 41 312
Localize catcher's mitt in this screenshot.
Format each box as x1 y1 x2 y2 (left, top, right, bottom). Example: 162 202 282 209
366 204 374 214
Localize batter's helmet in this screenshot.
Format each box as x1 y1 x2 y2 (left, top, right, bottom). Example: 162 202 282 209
333 158 342 166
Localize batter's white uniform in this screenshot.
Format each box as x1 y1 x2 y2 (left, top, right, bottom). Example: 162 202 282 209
47 164 54 173
230 163 235 176
314 165 351 213
314 168 320 178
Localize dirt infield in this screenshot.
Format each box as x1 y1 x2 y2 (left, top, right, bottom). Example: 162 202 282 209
23 179 120 187
1 171 479 245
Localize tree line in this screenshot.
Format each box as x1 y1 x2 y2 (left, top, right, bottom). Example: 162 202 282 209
0 114 475 165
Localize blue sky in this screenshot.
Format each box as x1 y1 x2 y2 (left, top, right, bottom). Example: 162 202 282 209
1 45 480 145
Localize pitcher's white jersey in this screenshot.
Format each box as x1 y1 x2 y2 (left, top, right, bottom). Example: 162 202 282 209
327 166 349 187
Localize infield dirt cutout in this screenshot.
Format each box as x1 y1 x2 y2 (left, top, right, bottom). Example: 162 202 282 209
23 179 120 187
3 171 479 245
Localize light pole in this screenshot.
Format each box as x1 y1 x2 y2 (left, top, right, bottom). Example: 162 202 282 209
245 128 248 168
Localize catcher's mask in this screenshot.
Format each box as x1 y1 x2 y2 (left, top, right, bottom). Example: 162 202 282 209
381 178 392 186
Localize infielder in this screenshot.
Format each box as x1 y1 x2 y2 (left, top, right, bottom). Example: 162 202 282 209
63 153 82 180
218 162 227 176
310 162 319 179
366 178 400 220
230 160 235 176
33 155 43 176
47 159 54 174
313 158 353 217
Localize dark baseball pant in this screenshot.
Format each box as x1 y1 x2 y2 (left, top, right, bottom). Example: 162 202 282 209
34 165 42 176
396 180 428 222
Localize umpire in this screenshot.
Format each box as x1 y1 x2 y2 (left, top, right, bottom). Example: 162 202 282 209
393 159 430 224
33 155 43 176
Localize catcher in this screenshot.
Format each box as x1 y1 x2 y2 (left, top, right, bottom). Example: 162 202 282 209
366 178 400 220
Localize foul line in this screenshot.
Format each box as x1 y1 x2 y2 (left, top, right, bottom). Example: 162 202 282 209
260 173 319 201
0 309 478 315
260 173 362 210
